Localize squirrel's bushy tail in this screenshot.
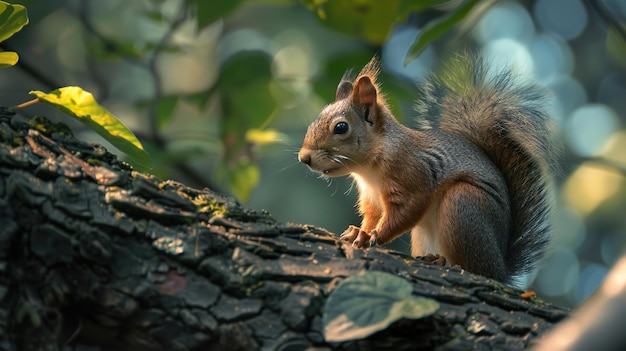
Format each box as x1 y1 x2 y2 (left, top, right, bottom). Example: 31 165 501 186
415 55 559 284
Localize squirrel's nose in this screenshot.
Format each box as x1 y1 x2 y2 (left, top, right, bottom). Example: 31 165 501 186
298 150 311 165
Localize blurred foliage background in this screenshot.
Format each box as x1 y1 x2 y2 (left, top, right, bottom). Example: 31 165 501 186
2 0 626 309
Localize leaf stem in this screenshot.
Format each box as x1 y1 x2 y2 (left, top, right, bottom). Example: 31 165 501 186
10 98 39 111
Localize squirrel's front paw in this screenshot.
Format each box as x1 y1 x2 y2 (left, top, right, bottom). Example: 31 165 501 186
340 225 360 243
340 225 371 249
352 229 371 249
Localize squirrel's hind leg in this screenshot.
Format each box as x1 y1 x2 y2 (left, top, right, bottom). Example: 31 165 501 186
437 181 511 282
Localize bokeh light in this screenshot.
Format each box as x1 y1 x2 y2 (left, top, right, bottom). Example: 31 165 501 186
575 263 608 303
529 33 574 80
482 38 534 76
597 72 626 113
566 104 619 157
474 1 535 44
552 207 586 250
383 25 436 82
562 163 623 216
533 0 588 40
600 130 626 167
601 231 626 266
545 75 587 124
535 246 580 296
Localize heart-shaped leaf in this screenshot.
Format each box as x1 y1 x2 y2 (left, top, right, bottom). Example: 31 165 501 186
323 271 439 342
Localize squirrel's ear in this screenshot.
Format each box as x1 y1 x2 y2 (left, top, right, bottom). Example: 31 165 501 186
336 81 353 101
352 76 377 106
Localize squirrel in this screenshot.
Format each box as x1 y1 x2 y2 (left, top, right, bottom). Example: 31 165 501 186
298 56 558 287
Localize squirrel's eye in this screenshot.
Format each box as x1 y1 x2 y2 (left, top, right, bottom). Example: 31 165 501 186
333 121 349 135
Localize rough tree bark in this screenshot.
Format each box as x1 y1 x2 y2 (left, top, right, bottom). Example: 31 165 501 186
0 108 568 351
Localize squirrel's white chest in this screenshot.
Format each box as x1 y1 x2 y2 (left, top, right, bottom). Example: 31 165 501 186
351 171 383 210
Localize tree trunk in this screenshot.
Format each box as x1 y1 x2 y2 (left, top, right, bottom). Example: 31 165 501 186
0 108 568 351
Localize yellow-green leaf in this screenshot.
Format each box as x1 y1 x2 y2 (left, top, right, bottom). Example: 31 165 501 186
0 1 28 43
245 128 289 145
30 87 150 168
0 51 18 68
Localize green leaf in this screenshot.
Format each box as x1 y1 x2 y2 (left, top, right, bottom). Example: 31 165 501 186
88 37 144 61
308 0 401 44
30 87 151 168
607 27 626 68
143 10 164 23
323 271 439 342
405 0 480 65
218 51 277 143
398 0 456 16
0 1 28 43
186 0 246 31
156 95 179 129
222 160 260 202
0 51 18 68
